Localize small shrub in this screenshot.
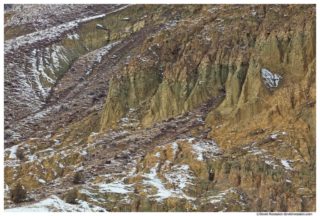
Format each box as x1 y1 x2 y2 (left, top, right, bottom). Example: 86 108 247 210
122 154 129 159
105 160 111 164
25 196 35 202
16 150 24 160
73 172 82 184
168 116 174 121
11 183 27 203
66 188 78 204
123 178 129 184
134 188 139 194
59 105 69 111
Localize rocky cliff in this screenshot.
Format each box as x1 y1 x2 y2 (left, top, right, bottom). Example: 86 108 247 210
4 4 316 212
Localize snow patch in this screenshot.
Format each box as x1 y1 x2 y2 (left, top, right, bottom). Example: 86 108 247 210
189 139 222 161
261 68 282 89
39 179 46 184
96 180 132 194
5 144 22 159
280 159 293 170
5 195 106 212
142 163 173 201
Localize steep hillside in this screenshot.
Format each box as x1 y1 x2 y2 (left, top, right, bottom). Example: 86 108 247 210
4 4 316 212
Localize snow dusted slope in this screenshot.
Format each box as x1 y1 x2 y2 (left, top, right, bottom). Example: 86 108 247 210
4 4 133 146
4 4 132 53
4 4 126 40
5 195 107 212
4 4 316 213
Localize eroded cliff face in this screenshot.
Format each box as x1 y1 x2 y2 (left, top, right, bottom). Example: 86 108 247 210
97 4 316 212
4 4 316 212
101 4 315 132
